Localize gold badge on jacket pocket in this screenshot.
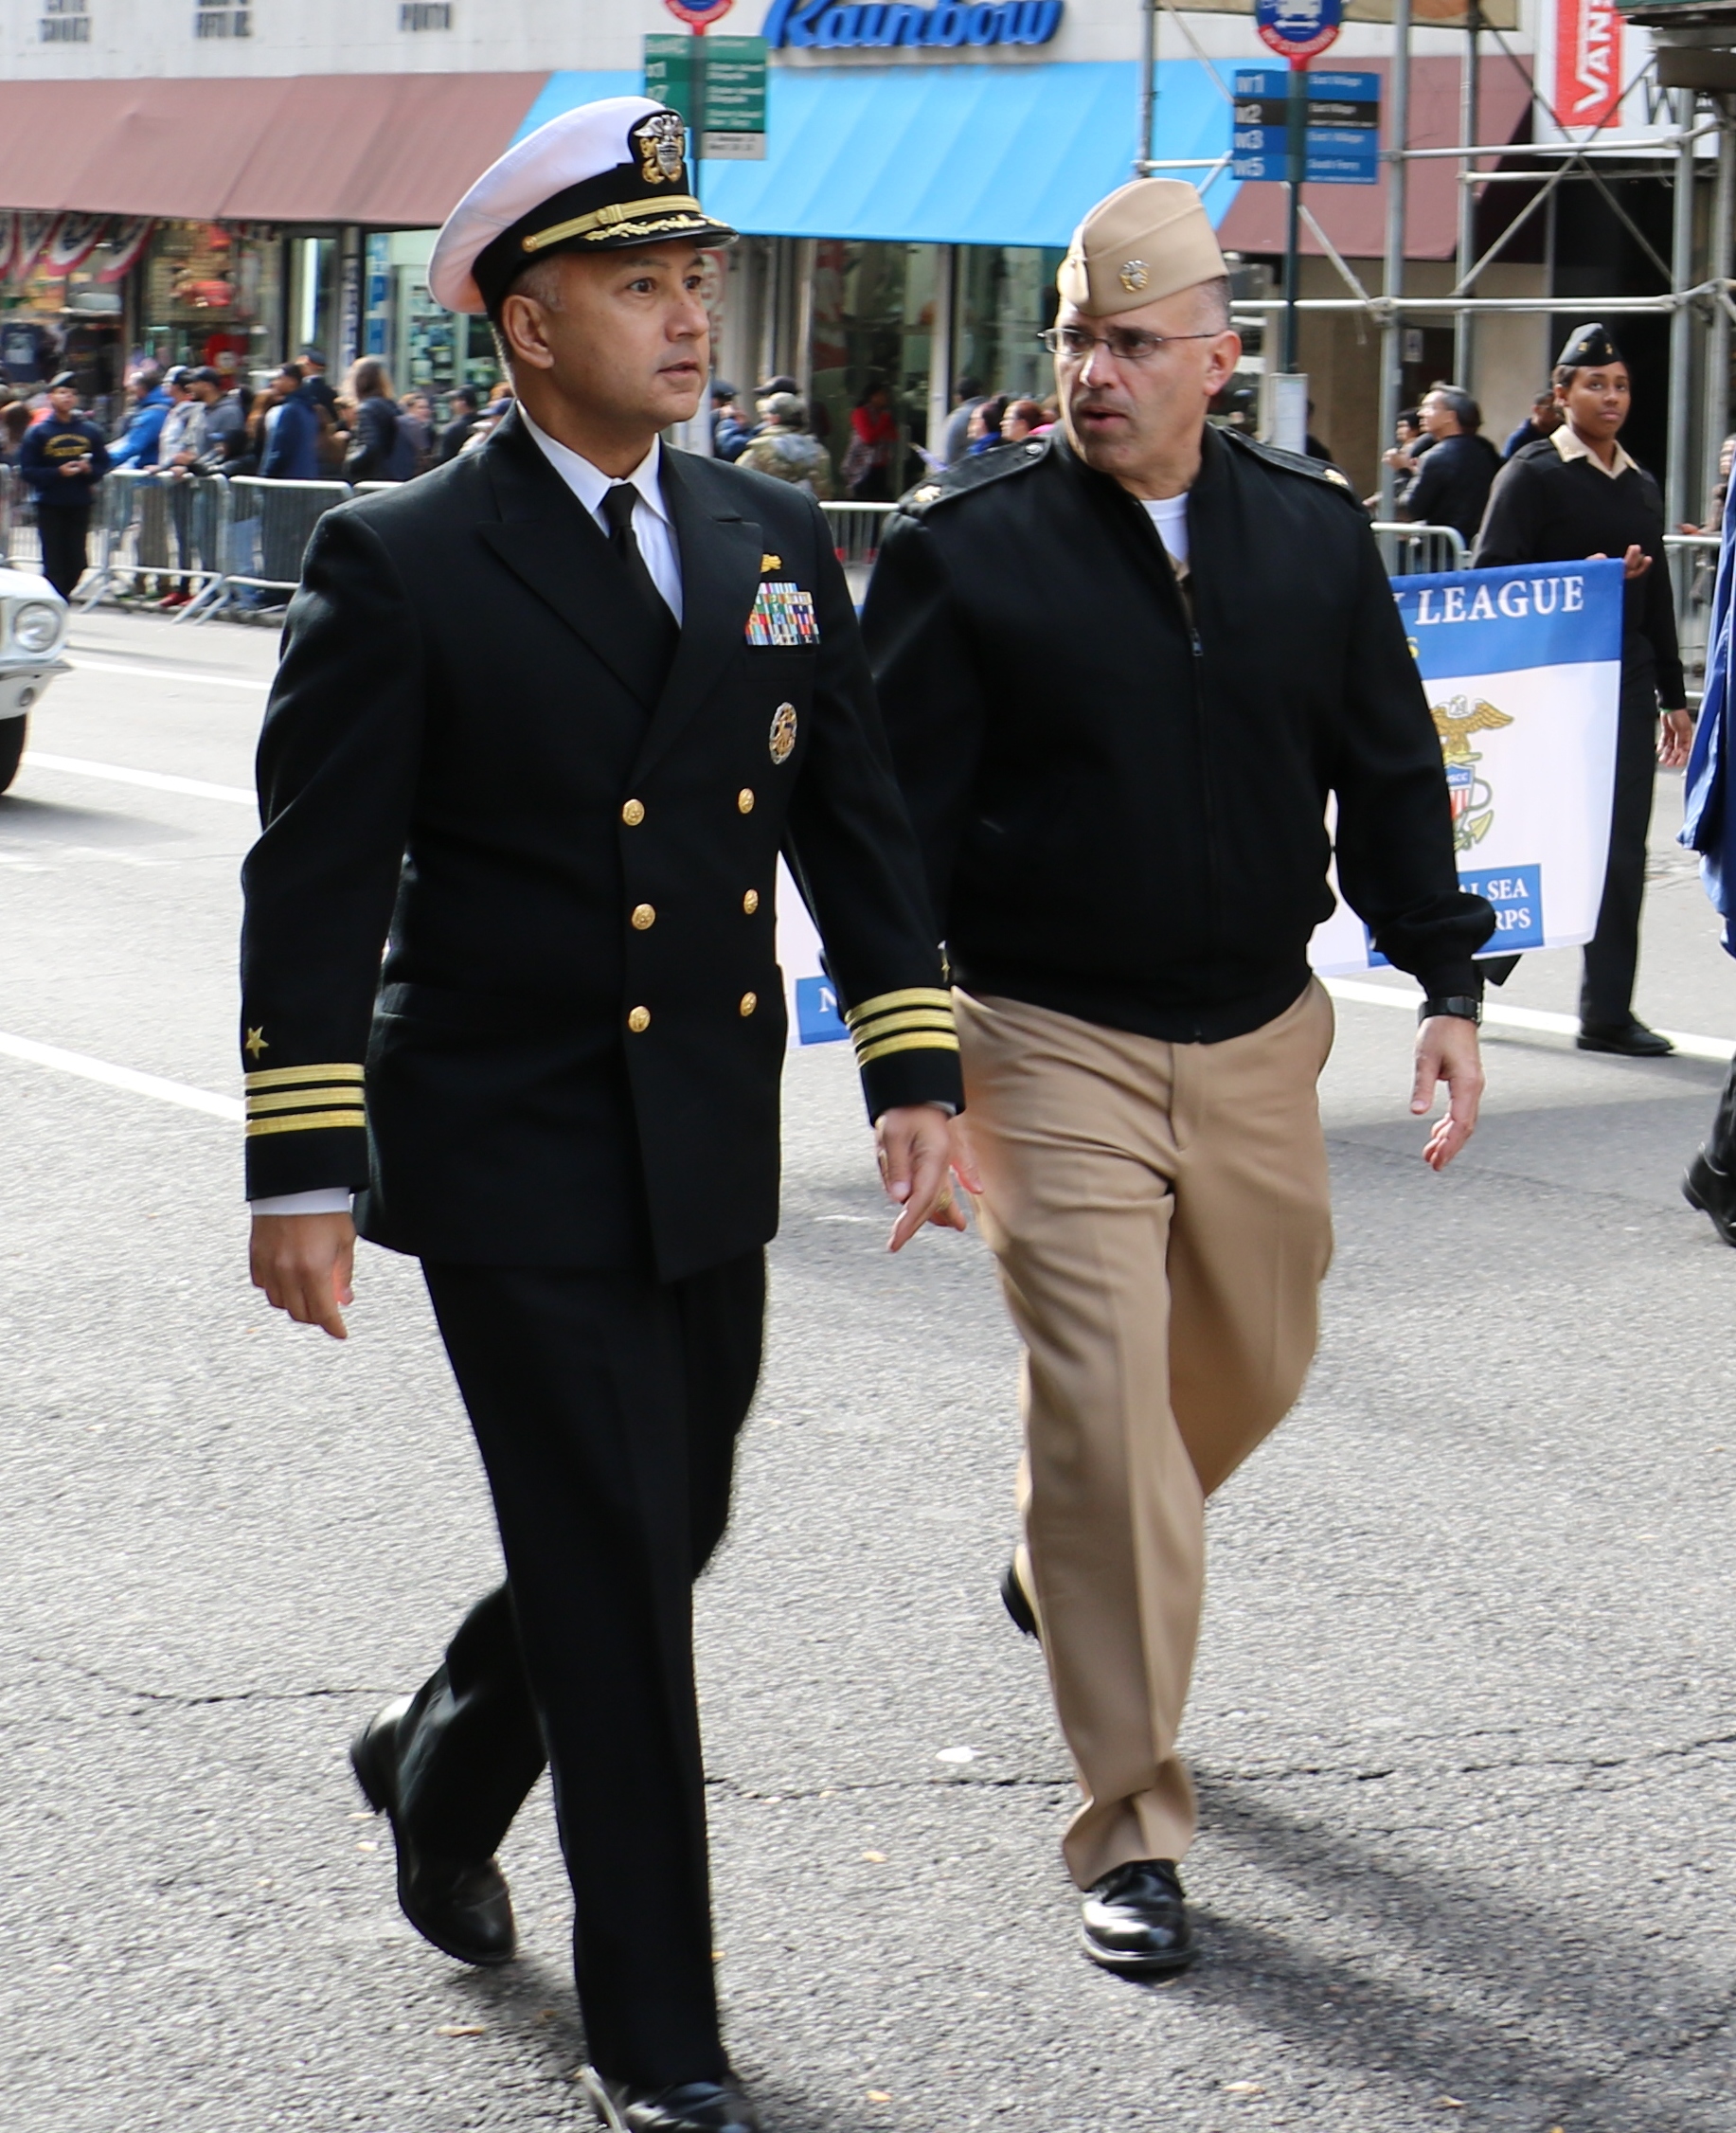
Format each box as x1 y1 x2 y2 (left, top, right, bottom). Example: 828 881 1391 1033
745 581 819 649
769 702 796 763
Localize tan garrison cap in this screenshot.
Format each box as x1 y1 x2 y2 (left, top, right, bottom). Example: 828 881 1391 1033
1056 179 1226 318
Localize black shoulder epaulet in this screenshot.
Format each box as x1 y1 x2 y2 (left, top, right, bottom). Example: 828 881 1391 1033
1218 424 1360 501
898 436 1051 516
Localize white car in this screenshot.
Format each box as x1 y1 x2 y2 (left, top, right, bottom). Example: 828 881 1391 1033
0 563 70 794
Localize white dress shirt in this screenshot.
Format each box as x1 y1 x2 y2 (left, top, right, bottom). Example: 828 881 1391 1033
251 413 686 1218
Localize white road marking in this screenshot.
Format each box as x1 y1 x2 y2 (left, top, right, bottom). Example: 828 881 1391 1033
24 751 255 806
1324 976 1735 1064
0 1028 241 1120
66 654 269 692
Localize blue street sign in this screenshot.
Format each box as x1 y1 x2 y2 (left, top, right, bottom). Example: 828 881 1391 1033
1231 66 1379 185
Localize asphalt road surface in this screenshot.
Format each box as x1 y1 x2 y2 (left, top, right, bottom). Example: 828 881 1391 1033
2 609 1733 2133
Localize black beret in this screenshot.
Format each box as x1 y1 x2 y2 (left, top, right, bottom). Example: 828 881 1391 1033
1557 321 1622 371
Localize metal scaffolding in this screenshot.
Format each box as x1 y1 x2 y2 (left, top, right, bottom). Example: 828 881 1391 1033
1137 0 1736 530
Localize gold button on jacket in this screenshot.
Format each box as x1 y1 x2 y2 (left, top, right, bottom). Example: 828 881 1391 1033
739 992 757 1016
621 798 645 827
742 888 760 915
631 904 656 930
628 1006 652 1033
737 788 755 815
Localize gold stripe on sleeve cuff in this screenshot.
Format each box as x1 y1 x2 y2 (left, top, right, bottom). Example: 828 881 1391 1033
244 1107 367 1138
853 1030 962 1069
246 1086 368 1118
245 1062 366 1091
850 1009 956 1047
844 986 952 1030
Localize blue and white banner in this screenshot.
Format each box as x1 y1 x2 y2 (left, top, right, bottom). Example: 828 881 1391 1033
1311 558 1625 974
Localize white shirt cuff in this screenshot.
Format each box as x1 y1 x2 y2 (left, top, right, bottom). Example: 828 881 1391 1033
250 1188 353 1216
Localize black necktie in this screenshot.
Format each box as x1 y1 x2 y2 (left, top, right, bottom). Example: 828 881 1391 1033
600 481 679 678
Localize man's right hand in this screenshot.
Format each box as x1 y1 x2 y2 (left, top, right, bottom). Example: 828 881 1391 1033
250 1210 357 1339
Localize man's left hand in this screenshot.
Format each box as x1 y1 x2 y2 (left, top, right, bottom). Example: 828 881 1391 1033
877 1103 970 1251
1411 1014 1485 1172
1660 708 1694 770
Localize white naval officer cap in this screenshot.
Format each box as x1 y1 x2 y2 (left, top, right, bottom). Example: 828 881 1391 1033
428 96 738 319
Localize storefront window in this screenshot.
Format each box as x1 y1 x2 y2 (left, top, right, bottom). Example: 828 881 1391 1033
0 218 149 421
809 240 940 494
955 244 1064 404
141 221 284 383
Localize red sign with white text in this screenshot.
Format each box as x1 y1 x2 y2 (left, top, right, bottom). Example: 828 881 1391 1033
1553 0 1622 132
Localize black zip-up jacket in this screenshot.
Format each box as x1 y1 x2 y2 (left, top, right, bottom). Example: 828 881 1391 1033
863 424 1493 1043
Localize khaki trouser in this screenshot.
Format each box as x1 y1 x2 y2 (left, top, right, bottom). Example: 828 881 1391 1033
955 980 1335 1888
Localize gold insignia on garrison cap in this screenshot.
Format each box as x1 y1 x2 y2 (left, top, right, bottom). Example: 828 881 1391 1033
769 703 796 764
1057 178 1226 320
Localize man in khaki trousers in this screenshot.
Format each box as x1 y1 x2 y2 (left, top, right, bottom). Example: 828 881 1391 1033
864 180 1492 1973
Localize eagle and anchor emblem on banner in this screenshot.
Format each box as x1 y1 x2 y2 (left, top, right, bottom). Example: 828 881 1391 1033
1431 693 1514 852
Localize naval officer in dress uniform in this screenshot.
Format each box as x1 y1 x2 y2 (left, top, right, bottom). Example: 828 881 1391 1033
863 180 1493 1975
1475 321 1693 1055
241 99 963 2133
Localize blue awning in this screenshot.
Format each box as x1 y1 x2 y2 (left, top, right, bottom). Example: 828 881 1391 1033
517 60 1239 250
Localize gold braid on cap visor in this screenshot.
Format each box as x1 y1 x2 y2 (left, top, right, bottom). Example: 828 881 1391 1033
522 197 708 252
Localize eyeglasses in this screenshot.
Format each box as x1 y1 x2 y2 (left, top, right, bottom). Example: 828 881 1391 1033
1037 325 1220 366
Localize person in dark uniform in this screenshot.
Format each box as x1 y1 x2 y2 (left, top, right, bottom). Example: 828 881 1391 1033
241 98 963 2133
1403 383 1500 545
18 371 108 599
863 180 1491 1977
1476 323 1694 1054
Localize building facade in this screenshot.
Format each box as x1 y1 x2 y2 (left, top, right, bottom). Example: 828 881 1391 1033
0 0 1707 501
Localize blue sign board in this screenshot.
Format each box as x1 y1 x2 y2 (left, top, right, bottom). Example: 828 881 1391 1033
1231 67 1379 185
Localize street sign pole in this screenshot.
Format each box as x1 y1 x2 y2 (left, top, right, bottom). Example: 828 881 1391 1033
1283 59 1304 373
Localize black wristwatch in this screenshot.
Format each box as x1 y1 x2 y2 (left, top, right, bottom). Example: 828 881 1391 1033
1418 995 1482 1025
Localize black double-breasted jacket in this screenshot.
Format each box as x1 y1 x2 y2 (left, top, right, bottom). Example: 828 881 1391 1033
863 424 1493 1045
239 410 961 1281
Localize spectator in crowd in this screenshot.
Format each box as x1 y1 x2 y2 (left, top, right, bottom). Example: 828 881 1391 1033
108 365 172 470
1303 400 1334 464
260 362 321 481
458 392 512 457
1680 433 1735 534
1502 388 1563 460
154 367 208 609
941 374 986 465
0 402 32 465
299 348 339 423
738 391 834 497
437 385 483 464
343 358 418 482
1366 406 1428 510
843 381 898 500
1001 397 1047 445
1402 384 1500 544
18 370 109 600
398 389 436 473
1476 321 1692 1056
712 380 754 462
191 367 247 472
966 393 1011 455
224 388 276 479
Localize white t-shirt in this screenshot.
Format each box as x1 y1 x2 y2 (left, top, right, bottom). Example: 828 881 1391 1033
1143 493 1190 566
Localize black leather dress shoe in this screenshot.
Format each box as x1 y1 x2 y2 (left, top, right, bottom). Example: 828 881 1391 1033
1577 1018 1674 1057
1081 1859 1196 1976
1684 1152 1736 1246
999 1557 1039 1640
579 2069 761 2133
349 1696 516 1967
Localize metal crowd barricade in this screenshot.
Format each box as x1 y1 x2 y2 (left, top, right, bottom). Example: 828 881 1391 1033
1 463 42 571
821 499 897 602
1369 522 1469 576
1665 531 1722 703
77 466 226 611
202 475 353 620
